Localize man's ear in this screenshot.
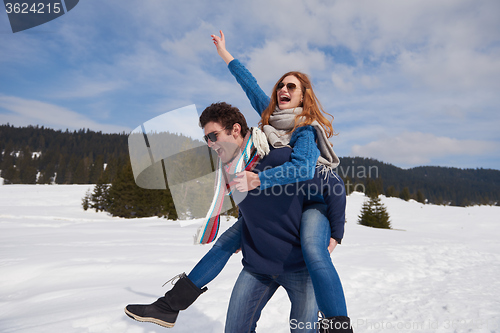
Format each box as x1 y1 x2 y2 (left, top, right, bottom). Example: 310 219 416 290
232 123 242 137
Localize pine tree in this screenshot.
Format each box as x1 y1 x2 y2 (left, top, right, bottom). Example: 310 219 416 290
88 155 105 184
400 187 411 201
72 159 88 184
1 165 18 184
1 143 17 183
82 189 91 211
106 161 137 217
37 162 56 184
365 178 380 198
55 153 67 184
98 160 178 219
18 147 37 184
416 190 425 204
358 196 391 229
90 175 110 212
385 185 397 198
343 175 353 196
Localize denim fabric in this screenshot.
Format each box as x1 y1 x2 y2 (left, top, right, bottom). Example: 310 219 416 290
225 267 318 333
187 217 243 289
300 203 348 317
188 205 348 319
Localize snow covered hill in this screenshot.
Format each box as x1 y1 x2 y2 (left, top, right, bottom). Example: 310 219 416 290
0 185 499 332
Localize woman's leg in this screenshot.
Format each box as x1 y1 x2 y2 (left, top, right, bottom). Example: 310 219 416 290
187 217 243 288
300 203 348 318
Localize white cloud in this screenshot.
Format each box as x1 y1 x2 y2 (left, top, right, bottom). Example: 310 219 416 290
0 95 129 133
397 44 500 92
56 80 126 99
350 132 499 167
331 67 354 93
245 40 327 88
256 1 500 93
161 21 216 62
330 65 381 93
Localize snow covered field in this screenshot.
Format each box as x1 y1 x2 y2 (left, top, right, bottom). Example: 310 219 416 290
1 185 499 333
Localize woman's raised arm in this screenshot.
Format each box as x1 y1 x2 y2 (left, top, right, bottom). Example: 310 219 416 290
211 30 270 115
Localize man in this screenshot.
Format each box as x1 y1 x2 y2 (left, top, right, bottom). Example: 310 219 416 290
125 102 348 332
200 102 319 332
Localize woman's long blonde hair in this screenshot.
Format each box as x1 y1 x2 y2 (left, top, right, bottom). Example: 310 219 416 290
259 71 336 138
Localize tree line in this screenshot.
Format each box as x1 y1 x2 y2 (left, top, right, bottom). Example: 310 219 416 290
336 157 499 206
0 124 128 185
1 124 499 215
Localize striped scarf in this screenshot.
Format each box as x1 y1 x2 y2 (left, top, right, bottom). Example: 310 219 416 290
194 128 266 244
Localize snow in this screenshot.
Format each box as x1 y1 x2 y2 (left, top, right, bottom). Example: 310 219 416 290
1 185 499 333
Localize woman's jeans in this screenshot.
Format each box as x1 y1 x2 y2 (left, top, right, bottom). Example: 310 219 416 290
300 203 348 318
187 217 243 288
187 204 347 318
225 267 318 333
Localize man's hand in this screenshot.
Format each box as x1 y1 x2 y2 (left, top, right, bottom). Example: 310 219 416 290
328 238 338 254
233 171 260 192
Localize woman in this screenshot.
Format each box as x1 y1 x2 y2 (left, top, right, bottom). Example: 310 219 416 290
125 31 352 332
212 31 351 332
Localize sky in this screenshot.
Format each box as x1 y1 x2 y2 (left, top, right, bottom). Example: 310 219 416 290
0 0 499 170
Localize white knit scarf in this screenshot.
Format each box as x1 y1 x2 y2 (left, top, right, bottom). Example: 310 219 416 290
263 106 340 171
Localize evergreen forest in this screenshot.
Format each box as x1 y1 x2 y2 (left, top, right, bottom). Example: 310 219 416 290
1 124 499 218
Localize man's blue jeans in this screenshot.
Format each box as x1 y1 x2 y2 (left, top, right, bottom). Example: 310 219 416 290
225 267 318 333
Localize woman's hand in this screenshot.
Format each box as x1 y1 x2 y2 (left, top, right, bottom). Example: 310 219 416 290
211 30 234 65
233 171 261 192
211 30 226 53
328 238 338 253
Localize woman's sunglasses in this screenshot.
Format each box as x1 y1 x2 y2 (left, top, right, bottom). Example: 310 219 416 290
276 82 297 91
203 128 228 143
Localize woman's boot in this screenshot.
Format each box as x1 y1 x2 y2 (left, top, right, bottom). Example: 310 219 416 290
125 273 207 328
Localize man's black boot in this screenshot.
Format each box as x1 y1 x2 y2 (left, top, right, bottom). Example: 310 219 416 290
124 273 207 328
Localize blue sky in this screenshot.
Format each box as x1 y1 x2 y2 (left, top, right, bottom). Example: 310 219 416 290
1 0 499 170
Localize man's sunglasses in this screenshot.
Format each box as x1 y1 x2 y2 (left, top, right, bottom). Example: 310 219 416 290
203 128 229 143
276 82 297 91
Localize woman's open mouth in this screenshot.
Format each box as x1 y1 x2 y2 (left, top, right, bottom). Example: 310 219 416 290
279 95 291 103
